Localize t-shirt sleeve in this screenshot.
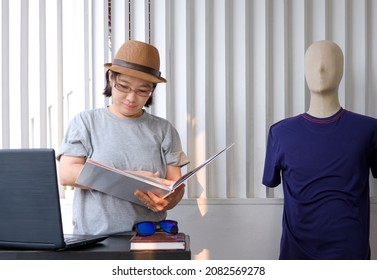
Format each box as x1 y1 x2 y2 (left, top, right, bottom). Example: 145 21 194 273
56 113 93 161
162 124 190 167
262 127 282 188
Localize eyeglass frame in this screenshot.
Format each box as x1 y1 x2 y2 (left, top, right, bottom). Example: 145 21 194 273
113 77 155 98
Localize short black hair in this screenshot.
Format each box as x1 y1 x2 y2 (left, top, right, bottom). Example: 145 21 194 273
103 70 156 108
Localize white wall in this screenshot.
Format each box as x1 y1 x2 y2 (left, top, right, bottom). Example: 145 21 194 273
168 199 283 260
2 0 377 260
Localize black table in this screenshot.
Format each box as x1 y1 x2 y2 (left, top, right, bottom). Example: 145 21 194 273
0 234 191 260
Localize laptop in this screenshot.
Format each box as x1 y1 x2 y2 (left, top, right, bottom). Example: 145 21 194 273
0 148 107 250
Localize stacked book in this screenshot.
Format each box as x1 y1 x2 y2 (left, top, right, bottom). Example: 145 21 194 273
130 232 188 251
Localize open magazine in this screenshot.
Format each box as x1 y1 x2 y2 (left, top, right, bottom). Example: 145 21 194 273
75 143 234 206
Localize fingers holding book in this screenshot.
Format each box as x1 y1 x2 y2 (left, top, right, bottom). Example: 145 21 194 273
134 183 185 212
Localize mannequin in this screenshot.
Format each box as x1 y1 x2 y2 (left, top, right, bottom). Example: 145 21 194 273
305 40 343 117
262 40 377 260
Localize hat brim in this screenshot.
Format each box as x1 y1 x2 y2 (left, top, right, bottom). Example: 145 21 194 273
104 63 167 83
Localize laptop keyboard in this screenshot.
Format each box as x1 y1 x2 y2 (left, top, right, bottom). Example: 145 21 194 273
64 237 86 244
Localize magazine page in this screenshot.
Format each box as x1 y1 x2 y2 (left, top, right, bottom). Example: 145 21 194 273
164 143 235 197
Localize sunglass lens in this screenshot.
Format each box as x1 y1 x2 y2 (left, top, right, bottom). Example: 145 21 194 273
135 222 156 236
160 220 178 234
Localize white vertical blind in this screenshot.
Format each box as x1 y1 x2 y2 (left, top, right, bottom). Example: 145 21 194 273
20 0 29 147
1 0 377 198
91 0 109 110
39 0 47 148
1 0 10 148
56 0 64 144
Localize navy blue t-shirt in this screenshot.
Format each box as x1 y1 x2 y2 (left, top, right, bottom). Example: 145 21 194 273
262 108 377 259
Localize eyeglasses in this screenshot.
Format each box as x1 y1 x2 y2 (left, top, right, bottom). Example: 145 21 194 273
113 81 153 98
134 220 179 236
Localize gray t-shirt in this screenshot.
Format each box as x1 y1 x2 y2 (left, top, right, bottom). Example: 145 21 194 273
57 107 189 235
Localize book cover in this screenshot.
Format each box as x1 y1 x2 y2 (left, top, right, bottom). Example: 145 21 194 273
76 143 234 206
75 159 171 205
130 232 187 251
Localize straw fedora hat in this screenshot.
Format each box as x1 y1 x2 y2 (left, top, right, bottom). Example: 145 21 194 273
104 40 167 83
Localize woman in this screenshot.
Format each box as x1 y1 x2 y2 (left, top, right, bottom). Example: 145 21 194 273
57 40 189 235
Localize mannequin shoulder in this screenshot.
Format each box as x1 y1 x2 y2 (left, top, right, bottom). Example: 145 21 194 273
269 115 302 130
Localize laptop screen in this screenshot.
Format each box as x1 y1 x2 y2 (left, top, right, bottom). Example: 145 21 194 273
0 149 66 249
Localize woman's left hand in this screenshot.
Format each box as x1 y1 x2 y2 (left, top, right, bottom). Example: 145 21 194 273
132 165 185 212
134 184 185 212
132 171 185 212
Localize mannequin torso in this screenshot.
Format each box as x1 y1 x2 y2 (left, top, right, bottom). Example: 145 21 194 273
262 40 377 260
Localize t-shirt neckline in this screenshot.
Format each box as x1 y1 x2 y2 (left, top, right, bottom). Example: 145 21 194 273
302 107 345 124
104 107 148 123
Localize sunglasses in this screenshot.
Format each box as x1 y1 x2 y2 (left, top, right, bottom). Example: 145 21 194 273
134 220 179 236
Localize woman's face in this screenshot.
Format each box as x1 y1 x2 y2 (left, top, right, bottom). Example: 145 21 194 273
108 72 154 118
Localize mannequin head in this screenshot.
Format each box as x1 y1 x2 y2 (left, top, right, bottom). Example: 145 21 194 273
304 40 344 94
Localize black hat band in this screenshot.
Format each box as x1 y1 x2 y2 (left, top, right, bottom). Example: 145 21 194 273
113 59 161 78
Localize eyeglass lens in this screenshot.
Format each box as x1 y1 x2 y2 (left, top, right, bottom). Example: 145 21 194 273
114 82 152 97
135 220 178 236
